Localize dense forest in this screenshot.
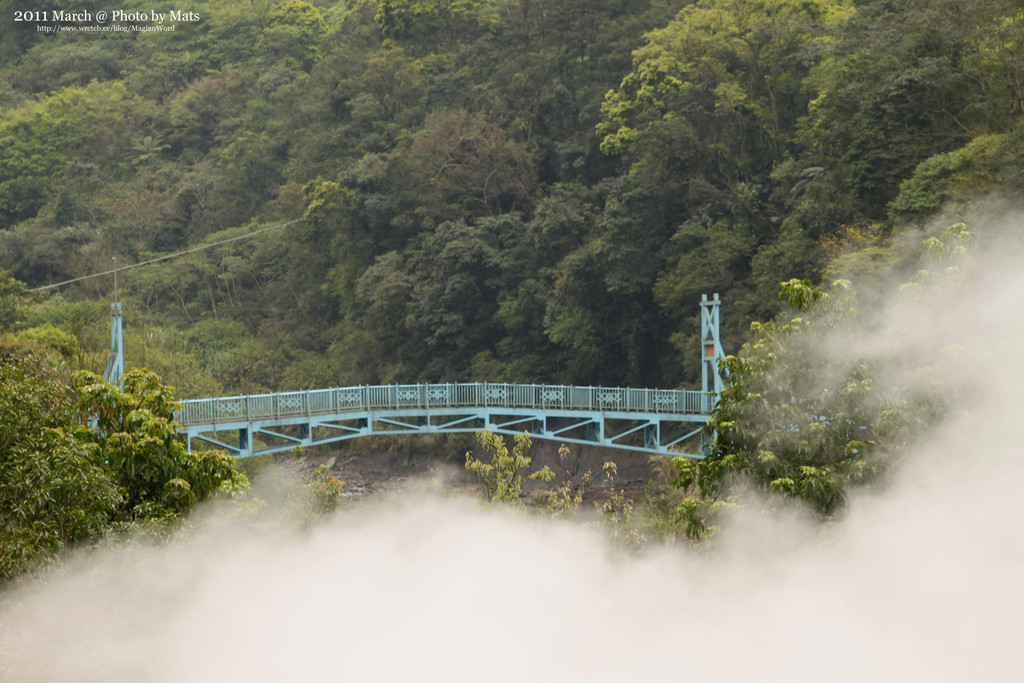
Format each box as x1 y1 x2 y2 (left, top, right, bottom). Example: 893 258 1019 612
2 0 1022 397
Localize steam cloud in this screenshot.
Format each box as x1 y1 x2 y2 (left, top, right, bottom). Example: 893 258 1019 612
3 214 1024 681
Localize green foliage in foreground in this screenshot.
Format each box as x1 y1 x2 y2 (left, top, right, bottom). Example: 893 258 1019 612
305 461 347 520
0 344 121 582
465 431 554 505
73 367 249 518
0 346 248 583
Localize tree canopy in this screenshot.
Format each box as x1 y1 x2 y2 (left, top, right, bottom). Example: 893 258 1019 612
0 343 248 583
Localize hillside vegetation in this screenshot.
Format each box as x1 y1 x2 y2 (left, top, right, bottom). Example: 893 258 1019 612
2 0 1022 394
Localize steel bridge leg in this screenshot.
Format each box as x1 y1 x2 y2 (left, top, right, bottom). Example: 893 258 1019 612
644 424 658 451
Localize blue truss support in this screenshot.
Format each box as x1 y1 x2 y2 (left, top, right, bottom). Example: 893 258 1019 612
491 415 538 431
377 416 425 431
312 423 365 436
665 425 705 449
176 389 713 460
606 420 651 444
192 432 245 454
435 414 478 430
255 428 303 445
547 417 595 437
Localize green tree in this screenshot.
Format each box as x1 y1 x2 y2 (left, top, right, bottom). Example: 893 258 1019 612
305 461 347 519
594 0 852 384
258 0 329 71
890 123 1024 224
13 323 80 361
465 431 553 504
796 0 1024 218
73 368 249 520
535 179 686 387
674 239 967 538
0 270 29 331
0 343 121 582
697 279 891 517
391 109 539 223
402 218 505 377
0 81 149 229
375 0 494 54
598 0 848 164
129 135 170 167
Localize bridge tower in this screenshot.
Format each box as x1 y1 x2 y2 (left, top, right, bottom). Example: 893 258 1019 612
103 302 124 387
700 293 724 395
700 293 724 458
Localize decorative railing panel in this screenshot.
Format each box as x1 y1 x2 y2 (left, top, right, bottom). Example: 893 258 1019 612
176 382 713 426
247 395 273 419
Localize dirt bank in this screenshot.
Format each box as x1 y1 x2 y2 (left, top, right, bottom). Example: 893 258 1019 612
262 434 675 506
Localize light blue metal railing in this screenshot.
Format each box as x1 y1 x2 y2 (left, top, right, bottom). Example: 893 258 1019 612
176 383 713 426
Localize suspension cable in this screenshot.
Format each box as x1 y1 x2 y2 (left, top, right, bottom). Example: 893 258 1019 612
28 218 303 292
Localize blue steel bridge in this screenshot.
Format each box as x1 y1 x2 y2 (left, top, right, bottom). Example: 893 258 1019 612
116 295 724 460
175 382 715 459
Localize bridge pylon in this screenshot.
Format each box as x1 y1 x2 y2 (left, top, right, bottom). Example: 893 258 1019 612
700 293 724 395
700 293 725 456
103 302 124 387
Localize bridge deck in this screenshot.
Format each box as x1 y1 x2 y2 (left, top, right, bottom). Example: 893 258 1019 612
176 382 714 459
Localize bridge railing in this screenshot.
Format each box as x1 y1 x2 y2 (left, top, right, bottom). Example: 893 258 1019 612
176 383 712 426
